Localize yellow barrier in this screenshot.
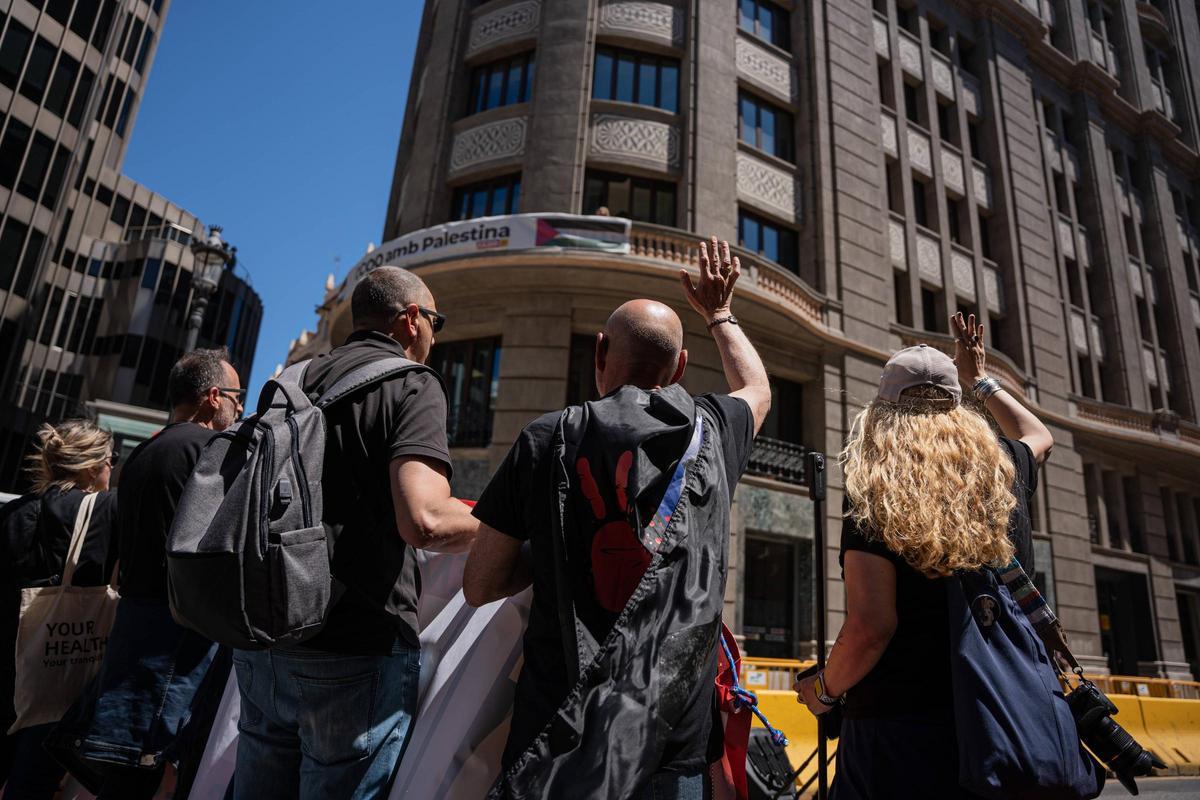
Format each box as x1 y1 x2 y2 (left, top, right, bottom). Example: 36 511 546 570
751 690 836 793
1139 696 1200 775
748 689 1200 785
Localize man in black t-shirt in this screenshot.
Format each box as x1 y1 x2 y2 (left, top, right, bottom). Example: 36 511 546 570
464 237 772 798
52 348 243 799
230 267 477 800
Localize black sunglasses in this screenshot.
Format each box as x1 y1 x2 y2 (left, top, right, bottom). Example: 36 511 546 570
416 306 446 334
217 386 246 404
107 452 120 467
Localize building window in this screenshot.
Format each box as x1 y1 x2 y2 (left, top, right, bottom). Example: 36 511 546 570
738 91 794 162
743 535 810 658
44 52 80 119
468 51 535 115
737 0 790 51
583 170 677 225
428 338 502 448
566 334 600 407
0 119 32 190
738 209 797 274
747 376 806 484
19 37 57 104
0 21 33 90
17 132 54 201
452 174 522 220
592 46 679 112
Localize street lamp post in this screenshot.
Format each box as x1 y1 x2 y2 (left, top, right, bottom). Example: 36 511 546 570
185 225 237 353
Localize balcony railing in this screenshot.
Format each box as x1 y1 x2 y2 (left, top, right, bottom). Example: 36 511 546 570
746 436 808 485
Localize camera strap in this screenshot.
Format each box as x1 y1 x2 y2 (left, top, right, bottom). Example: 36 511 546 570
991 558 1085 678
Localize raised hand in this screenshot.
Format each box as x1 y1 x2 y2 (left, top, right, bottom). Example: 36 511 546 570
679 236 740 323
951 311 987 386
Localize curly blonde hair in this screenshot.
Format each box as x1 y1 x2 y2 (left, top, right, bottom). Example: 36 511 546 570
27 420 113 494
840 388 1016 576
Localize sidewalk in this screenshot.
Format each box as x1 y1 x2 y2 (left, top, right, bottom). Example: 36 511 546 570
1101 777 1200 797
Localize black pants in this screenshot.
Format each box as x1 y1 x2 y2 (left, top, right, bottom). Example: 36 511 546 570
95 764 165 800
831 713 979 800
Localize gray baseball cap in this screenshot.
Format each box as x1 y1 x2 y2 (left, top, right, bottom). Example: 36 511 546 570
877 344 962 404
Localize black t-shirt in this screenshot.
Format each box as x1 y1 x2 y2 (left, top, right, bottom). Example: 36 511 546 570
839 436 1038 718
299 329 452 655
1 487 118 728
472 392 754 772
117 422 214 599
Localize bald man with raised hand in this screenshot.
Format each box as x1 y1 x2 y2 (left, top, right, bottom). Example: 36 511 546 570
465 237 770 799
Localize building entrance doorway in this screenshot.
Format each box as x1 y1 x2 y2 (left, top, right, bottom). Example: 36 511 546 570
1178 591 1200 681
742 533 812 659
1095 567 1157 675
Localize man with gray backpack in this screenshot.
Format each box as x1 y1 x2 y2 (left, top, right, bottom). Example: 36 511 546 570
166 266 477 799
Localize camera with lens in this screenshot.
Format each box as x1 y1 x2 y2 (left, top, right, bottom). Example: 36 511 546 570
1065 680 1165 795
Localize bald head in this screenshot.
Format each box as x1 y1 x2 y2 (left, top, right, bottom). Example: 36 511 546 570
352 267 432 331
598 300 685 391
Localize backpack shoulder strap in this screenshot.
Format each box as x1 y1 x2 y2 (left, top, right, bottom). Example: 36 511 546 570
315 357 431 410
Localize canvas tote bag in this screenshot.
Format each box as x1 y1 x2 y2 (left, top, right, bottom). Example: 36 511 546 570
10 492 120 733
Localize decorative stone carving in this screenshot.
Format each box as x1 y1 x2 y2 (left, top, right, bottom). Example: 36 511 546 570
598 1 684 47
952 249 974 296
1070 311 1088 352
449 117 528 174
941 149 964 196
467 0 540 57
1091 318 1105 360
960 72 982 118
1058 217 1076 261
1130 260 1144 297
736 151 801 223
736 35 796 102
907 128 931 175
897 31 923 80
973 163 991 209
880 112 897 156
889 217 906 268
916 230 942 285
984 264 1002 312
931 53 955 101
873 15 889 59
590 114 680 171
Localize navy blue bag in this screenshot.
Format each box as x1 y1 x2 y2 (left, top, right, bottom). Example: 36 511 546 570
948 560 1104 799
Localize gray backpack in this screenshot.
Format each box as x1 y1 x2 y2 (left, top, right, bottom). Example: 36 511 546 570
166 356 424 650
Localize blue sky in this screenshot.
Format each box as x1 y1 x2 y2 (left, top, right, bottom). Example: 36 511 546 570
122 1 423 395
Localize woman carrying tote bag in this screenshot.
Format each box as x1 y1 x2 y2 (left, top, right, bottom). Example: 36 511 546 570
793 314 1058 799
1 421 120 800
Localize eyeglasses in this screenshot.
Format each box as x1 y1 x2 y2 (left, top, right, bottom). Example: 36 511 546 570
416 306 446 334
216 387 246 405
107 452 120 468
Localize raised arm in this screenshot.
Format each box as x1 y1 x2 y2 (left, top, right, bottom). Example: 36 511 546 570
679 236 772 434
389 456 478 553
952 312 1054 463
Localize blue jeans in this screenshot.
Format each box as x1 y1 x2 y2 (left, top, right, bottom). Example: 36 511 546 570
231 642 420 800
635 771 705 800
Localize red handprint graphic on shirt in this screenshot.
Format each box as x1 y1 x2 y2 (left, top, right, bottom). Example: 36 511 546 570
577 451 651 612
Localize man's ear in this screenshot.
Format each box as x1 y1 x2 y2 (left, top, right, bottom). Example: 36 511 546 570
594 332 608 372
669 349 687 385
392 305 419 344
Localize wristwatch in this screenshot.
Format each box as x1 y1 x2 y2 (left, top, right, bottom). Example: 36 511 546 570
707 315 739 330
813 670 843 706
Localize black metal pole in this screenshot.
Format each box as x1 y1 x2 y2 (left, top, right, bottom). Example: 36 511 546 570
806 451 828 800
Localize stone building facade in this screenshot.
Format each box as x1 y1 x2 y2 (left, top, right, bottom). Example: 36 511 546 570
0 0 262 489
292 0 1200 678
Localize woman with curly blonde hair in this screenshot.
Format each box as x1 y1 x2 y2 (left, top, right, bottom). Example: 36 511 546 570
1 420 118 799
795 313 1054 800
